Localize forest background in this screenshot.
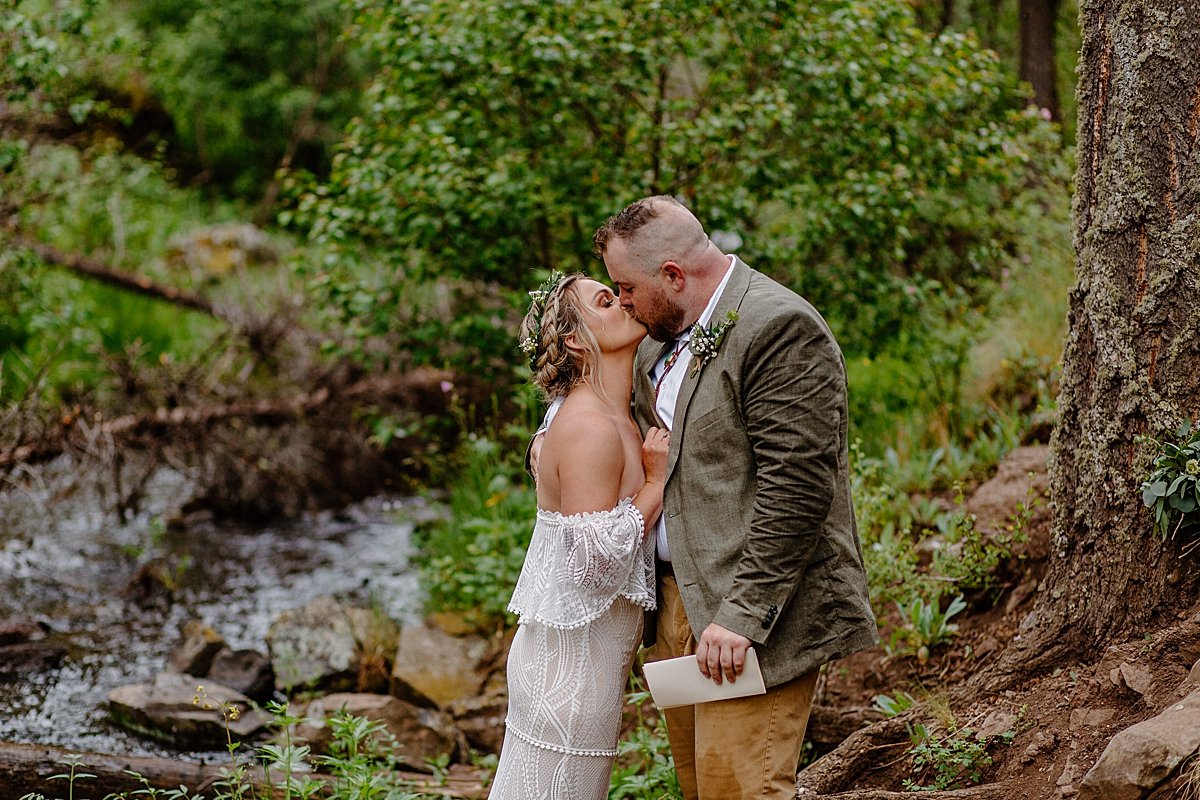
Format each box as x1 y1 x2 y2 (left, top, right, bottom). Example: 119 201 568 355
1 0 1087 795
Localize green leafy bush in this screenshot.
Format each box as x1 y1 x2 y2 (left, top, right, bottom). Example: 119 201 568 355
296 0 1062 368
415 432 537 630
903 726 992 791
1140 420 1200 541
609 680 682 800
889 595 967 663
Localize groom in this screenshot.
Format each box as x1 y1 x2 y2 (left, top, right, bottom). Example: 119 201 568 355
593 195 877 799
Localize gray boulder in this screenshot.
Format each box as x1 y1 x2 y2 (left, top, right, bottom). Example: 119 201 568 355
267 596 359 693
1079 688 1200 800
208 647 275 701
295 692 463 770
107 672 269 749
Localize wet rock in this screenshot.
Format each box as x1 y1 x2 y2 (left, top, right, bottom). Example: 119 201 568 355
296 692 463 770
123 559 176 610
267 596 359 693
390 624 488 708
1078 688 1200 800
0 642 67 680
107 672 269 749
344 606 401 694
167 620 226 676
208 647 274 702
448 689 508 756
0 616 48 645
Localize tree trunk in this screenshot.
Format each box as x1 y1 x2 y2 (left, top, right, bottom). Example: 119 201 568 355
1032 0 1200 663
1019 0 1062 119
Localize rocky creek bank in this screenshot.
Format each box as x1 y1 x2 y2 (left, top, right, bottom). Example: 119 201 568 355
108 594 507 763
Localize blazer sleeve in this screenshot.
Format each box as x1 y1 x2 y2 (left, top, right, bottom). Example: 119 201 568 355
709 306 845 642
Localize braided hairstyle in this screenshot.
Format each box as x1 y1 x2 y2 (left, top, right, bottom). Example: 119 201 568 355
519 272 601 401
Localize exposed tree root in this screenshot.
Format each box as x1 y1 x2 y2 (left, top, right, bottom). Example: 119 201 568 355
805 783 1020 799
797 717 910 795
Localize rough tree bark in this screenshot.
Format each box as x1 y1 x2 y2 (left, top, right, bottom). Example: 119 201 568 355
1019 0 1063 119
1028 0 1200 666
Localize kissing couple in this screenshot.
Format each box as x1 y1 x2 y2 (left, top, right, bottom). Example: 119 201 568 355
488 195 877 800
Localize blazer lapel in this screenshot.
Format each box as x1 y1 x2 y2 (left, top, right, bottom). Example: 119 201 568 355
666 258 753 480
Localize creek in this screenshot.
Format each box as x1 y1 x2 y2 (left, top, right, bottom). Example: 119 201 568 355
0 456 429 758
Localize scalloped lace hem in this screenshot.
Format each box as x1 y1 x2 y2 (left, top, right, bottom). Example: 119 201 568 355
504 718 618 758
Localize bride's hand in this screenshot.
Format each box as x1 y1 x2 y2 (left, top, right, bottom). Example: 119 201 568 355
642 427 671 485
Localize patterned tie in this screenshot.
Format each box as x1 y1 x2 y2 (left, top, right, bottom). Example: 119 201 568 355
654 330 691 403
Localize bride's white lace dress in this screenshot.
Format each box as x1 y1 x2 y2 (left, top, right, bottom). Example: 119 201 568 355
489 499 656 800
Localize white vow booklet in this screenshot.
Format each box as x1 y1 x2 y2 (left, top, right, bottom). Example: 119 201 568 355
643 648 767 709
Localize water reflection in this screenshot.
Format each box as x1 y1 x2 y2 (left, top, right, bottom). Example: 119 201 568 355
0 456 427 757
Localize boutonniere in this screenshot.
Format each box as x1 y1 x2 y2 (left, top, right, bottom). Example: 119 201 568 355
688 310 738 376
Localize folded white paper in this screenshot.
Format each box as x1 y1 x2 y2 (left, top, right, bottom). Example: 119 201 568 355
642 647 766 709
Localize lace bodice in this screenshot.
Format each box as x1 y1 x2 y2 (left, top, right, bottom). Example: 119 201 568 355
507 498 656 629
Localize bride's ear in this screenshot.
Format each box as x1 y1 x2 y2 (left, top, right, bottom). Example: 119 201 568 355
563 333 583 353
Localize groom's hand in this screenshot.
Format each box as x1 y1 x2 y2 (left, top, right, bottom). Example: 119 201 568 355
696 623 751 685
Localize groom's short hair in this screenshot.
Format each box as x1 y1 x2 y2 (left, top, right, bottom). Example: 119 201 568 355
592 195 684 259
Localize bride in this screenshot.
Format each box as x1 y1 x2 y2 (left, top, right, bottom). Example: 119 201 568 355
489 271 669 799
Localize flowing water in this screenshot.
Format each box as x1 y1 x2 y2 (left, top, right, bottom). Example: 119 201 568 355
0 456 430 758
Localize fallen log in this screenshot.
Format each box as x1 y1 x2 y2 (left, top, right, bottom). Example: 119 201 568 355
0 741 225 800
0 368 455 471
0 741 489 800
14 237 224 320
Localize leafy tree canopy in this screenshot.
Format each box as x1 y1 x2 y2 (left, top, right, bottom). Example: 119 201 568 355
298 0 1062 358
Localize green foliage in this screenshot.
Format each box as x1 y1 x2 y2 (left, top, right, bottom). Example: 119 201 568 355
1140 420 1200 541
1 0 103 113
889 595 967 662
415 431 538 630
609 681 682 800
117 0 369 199
0 141 230 402
903 726 992 792
20 701 449 800
873 690 917 718
296 0 1062 369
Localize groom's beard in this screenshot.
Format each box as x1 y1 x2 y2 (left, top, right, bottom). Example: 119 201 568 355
640 294 687 343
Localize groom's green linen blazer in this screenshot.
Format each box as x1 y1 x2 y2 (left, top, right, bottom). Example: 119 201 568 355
633 258 878 688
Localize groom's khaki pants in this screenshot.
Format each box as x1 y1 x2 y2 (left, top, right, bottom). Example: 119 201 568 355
650 575 819 800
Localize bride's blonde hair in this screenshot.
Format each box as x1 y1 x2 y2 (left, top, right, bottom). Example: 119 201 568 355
519 272 602 401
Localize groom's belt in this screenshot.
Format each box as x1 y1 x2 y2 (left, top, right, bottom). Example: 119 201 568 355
657 558 675 579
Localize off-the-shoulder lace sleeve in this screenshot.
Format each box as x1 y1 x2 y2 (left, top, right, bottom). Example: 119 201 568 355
507 498 656 629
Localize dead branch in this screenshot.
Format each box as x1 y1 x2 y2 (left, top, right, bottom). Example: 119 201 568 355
12 236 225 320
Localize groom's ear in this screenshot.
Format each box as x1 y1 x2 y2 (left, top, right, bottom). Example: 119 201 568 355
659 260 686 290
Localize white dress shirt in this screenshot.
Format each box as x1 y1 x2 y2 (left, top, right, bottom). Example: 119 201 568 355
649 256 736 562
